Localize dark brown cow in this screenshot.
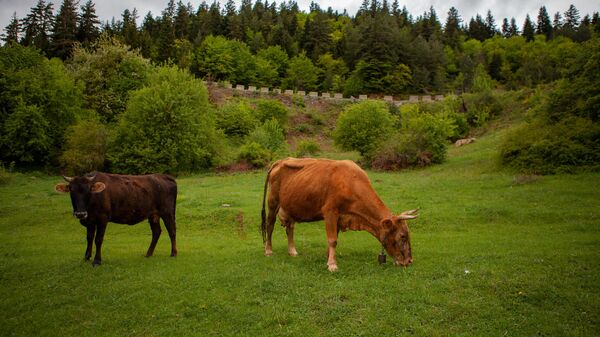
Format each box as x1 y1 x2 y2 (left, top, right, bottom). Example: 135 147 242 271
261 158 418 272
55 172 177 265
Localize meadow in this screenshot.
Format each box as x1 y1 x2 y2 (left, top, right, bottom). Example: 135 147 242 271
0 128 599 336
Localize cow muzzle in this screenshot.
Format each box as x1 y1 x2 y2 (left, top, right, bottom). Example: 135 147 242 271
394 257 413 267
74 211 88 219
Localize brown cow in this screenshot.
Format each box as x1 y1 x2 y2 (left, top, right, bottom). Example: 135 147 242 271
55 172 177 265
261 158 418 272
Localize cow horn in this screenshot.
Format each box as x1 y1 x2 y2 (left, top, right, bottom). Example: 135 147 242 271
63 176 73 182
398 209 419 220
86 172 97 181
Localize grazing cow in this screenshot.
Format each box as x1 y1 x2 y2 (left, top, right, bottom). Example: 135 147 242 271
54 172 177 265
261 158 418 272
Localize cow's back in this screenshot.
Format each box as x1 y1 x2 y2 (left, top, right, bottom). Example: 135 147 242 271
270 158 374 222
89 173 177 224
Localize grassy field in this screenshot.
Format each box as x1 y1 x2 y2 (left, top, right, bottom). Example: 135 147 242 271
1 129 599 336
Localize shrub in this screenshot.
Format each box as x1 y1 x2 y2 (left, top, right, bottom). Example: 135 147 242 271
69 35 151 123
108 66 220 174
500 117 600 174
238 142 270 168
60 119 108 175
246 119 288 155
254 99 289 127
371 104 455 170
333 100 394 159
216 101 258 138
0 44 86 167
295 139 321 157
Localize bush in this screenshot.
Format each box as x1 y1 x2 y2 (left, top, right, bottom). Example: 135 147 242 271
333 100 394 159
108 66 220 174
295 139 321 157
500 117 600 174
216 101 258 138
0 44 86 167
69 35 151 123
246 119 288 155
238 142 270 168
60 119 108 175
371 104 456 170
254 99 289 127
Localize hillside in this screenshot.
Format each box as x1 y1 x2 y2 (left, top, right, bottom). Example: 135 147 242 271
1 119 599 336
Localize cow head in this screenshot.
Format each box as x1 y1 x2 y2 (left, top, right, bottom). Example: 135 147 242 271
54 174 105 219
380 209 418 266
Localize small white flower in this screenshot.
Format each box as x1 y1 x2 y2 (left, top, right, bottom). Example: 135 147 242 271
464 269 470 274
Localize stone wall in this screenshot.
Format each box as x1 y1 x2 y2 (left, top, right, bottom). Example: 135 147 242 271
215 81 444 105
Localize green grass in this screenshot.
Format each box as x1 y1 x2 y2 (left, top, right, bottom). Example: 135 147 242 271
1 128 599 336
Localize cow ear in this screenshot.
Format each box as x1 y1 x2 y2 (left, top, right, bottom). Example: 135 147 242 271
91 182 106 193
54 183 70 193
381 218 393 229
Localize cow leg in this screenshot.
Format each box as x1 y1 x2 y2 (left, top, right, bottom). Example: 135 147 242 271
85 224 95 260
324 212 340 272
162 213 177 257
279 210 298 257
92 221 107 266
146 215 162 257
264 204 278 256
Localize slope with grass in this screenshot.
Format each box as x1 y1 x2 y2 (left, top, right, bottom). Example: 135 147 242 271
0 127 599 336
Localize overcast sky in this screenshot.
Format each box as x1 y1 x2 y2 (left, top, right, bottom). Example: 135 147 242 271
1 0 598 35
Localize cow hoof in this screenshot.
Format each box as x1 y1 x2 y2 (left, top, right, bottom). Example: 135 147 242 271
170 253 177 257
265 250 273 256
288 250 298 257
92 260 101 266
327 264 338 272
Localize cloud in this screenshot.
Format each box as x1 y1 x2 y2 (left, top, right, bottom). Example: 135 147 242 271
1 0 597 38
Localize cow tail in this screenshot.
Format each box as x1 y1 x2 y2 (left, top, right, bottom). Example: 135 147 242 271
261 162 277 243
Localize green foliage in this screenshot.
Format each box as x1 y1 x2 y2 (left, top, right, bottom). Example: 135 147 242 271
500 40 600 174
216 101 258 138
193 35 256 84
254 99 289 127
59 118 108 175
371 103 456 170
545 38 600 122
108 66 220 174
0 44 85 166
237 141 270 168
69 35 151 123
246 119 288 155
282 53 320 91
500 117 600 174
333 100 394 159
256 45 289 79
463 90 503 127
295 138 321 157
2 101 50 163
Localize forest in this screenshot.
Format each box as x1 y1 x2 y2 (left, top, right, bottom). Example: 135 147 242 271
0 0 599 175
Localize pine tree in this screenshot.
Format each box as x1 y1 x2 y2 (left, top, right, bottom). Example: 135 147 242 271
443 7 462 48
501 18 510 38
174 1 191 39
121 8 139 48
77 0 100 46
484 10 497 37
22 0 54 54
468 14 487 41
509 17 519 37
51 0 79 59
562 4 580 39
2 12 21 44
522 14 535 42
536 6 552 39
157 0 176 62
